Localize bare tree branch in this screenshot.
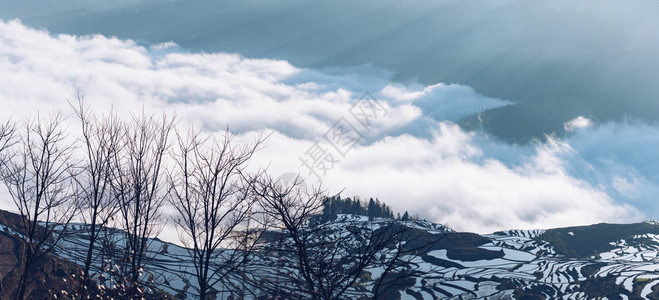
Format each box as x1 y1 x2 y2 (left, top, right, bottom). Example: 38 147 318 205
111 111 175 299
0 119 15 164
248 175 443 300
69 96 124 295
168 128 267 299
0 113 77 300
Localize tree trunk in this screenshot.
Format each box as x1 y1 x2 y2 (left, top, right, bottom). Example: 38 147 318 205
15 250 33 300
83 211 98 288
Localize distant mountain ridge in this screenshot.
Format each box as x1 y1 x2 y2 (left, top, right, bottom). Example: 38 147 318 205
1 209 659 299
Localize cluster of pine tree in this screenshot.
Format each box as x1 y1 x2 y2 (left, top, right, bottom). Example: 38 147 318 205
321 195 417 221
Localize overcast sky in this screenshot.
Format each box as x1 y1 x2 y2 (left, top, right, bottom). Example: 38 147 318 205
1 1 658 235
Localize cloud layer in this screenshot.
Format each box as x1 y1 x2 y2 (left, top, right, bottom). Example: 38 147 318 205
0 20 653 234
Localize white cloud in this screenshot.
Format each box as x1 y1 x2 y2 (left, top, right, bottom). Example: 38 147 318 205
563 121 659 211
564 116 593 132
0 20 653 237
381 82 513 122
150 41 179 51
314 125 641 233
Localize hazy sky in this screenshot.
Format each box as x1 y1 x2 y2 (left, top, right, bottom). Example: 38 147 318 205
1 0 658 234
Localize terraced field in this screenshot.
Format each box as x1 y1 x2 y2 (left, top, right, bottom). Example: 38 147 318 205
33 217 659 299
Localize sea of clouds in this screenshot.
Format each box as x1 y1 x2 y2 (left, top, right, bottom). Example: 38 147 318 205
1 20 656 238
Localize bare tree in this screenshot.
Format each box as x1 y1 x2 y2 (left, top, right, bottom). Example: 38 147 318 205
168 128 266 299
249 174 328 299
111 112 175 298
70 99 124 293
0 113 77 300
250 175 444 300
